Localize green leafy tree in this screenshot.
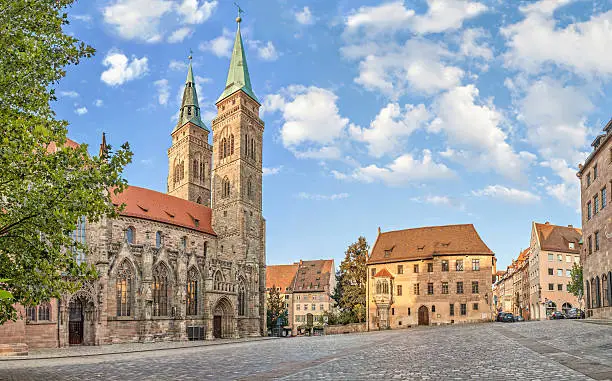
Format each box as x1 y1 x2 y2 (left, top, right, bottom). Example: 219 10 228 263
266 286 287 330
0 0 132 323
333 236 369 323
567 263 584 308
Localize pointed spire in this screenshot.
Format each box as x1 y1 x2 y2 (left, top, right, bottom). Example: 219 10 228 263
175 54 207 132
216 14 259 104
99 132 107 159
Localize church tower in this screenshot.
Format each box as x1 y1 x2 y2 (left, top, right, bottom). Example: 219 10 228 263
167 58 212 205
212 15 266 335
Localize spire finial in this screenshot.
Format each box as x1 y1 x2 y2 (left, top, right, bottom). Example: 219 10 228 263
188 49 193 61
234 2 244 23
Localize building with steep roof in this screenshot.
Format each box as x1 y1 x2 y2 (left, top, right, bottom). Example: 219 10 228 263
0 15 266 353
528 222 581 320
366 224 496 330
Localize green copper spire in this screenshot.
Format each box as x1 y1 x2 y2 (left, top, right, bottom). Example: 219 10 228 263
216 16 259 104
175 55 207 132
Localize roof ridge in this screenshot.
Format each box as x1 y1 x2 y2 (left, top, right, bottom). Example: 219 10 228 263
381 223 475 235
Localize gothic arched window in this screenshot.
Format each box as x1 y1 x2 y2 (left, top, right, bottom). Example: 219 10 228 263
193 159 198 179
247 177 253 199
238 280 246 316
126 226 135 244
196 196 202 204
38 303 50 321
376 281 381 294
245 134 248 156
222 177 230 198
116 260 133 317
153 264 170 317
230 134 235 155
186 267 198 316
70 216 87 264
156 231 162 248
199 161 205 182
180 236 187 250
26 306 36 322
213 271 223 291
180 161 185 180
222 138 228 159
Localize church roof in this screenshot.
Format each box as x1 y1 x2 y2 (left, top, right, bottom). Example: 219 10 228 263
46 138 80 153
111 185 215 235
266 264 299 293
368 224 494 264
216 19 259 104
174 58 207 132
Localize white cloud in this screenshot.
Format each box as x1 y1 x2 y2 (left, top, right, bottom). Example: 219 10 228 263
429 85 525 179
502 3 612 76
103 0 216 43
154 79 170 105
72 14 92 23
199 29 233 58
59 91 79 98
411 0 487 34
349 103 430 157
296 192 349 201
546 182 580 209
74 106 88 115
293 146 342 160
347 39 464 98
338 150 454 186
101 52 149 86
167 27 193 43
345 1 415 35
295 6 314 25
472 185 541 203
411 195 466 210
94 99 104 107
263 166 283 176
460 28 493 60
256 41 278 61
169 60 188 71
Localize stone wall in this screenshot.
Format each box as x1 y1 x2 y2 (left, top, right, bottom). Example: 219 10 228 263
324 323 367 335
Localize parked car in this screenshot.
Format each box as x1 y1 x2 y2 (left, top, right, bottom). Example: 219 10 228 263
514 315 525 322
496 312 506 322
549 311 566 319
565 308 585 319
502 313 515 322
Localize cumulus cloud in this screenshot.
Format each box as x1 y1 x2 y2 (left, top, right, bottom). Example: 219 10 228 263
100 51 148 86
295 6 314 25
154 79 170 105
94 99 104 107
255 41 278 61
74 106 88 115
167 27 193 43
59 91 79 98
199 29 233 57
472 185 541 203
175 0 216 24
460 28 493 60
263 166 283 176
296 192 349 201
410 0 487 34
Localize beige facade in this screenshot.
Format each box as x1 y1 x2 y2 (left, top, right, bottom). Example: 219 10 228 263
366 224 496 330
528 222 581 320
577 119 612 319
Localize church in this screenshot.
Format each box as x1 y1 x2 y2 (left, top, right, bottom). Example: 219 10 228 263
0 15 266 352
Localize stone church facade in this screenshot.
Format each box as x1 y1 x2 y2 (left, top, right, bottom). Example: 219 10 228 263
0 16 266 352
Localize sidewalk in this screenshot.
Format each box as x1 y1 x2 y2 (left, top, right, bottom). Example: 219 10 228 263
0 336 276 361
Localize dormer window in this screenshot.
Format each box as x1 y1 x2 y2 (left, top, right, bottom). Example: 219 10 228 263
569 242 575 250
384 249 392 258
417 246 425 251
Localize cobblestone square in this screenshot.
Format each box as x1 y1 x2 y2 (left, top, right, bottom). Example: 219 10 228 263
0 320 610 381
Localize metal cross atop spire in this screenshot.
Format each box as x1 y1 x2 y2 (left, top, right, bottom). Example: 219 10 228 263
234 2 244 22
188 49 193 60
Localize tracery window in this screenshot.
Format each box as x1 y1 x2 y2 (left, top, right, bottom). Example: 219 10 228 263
230 134 235 155
38 303 50 321
247 177 253 199
26 306 36 322
238 280 246 316
126 226 135 244
153 264 170 316
70 216 87 264
116 260 133 317
222 177 231 198
186 268 198 316
199 161 205 182
156 231 162 248
193 159 199 179
213 271 223 291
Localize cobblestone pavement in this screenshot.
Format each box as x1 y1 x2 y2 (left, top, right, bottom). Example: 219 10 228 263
0 320 610 381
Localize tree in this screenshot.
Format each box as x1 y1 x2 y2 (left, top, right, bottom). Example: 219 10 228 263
333 236 369 323
266 286 287 330
567 263 584 308
0 0 132 323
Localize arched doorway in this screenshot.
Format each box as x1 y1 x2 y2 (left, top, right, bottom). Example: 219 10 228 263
562 302 572 314
212 297 234 339
418 305 429 326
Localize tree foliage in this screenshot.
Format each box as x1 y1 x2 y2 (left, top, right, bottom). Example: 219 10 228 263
331 236 368 324
0 0 132 323
266 286 287 330
567 263 584 306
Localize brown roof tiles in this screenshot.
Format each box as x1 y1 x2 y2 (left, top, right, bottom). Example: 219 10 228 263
266 264 299 293
292 259 334 293
534 222 581 254
368 224 494 264
373 268 394 278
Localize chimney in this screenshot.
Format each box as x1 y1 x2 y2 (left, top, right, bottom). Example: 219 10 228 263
545 221 550 225
568 224 573 228
378 226 381 235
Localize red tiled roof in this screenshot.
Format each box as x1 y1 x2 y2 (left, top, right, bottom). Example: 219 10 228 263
368 224 494 264
46 138 80 153
292 259 334 293
111 185 215 235
534 222 581 254
266 264 298 292
373 268 394 278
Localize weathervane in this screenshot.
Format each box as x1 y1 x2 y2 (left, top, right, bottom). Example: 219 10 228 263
234 2 244 23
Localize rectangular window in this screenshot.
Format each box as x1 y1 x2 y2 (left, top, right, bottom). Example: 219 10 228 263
397 265 403 274
588 201 592 220
371 268 376 277
594 164 598 179
557 269 563 276
472 259 480 271
557 254 563 262
460 303 467 316
603 187 608 209
588 236 593 254
569 242 575 250
392 307 395 315
311 304 315 311
548 253 553 261
304 304 308 310
442 282 449 294
566 269 571 277
449 304 454 316
595 194 600 214
595 231 600 251
414 283 420 295
566 255 572 262
408 307 411 316
427 263 433 272
574 256 579 264
587 172 591 186
414 264 419 273
456 260 464 271
457 282 464 294
472 281 479 294
548 283 554 291
441 260 449 272
427 282 434 295
473 303 479 311
557 284 563 291
431 305 436 313
320 304 324 311
548 268 553 275
397 285 402 296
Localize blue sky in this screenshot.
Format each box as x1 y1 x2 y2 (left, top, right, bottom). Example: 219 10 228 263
56 0 612 271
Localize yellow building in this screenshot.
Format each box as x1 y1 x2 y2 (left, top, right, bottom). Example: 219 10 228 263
366 224 496 329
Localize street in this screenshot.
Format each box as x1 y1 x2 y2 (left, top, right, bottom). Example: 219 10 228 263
0 320 610 380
